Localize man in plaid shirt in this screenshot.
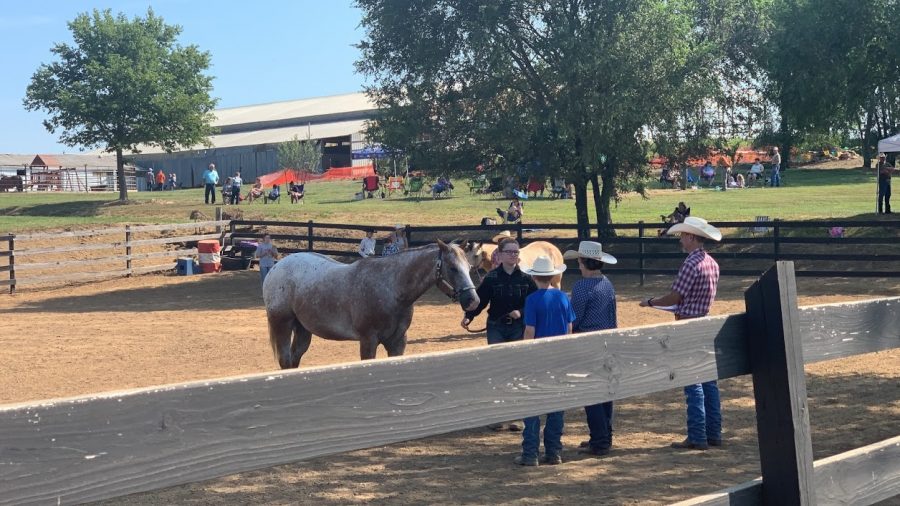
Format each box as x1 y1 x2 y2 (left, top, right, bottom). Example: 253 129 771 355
640 216 722 450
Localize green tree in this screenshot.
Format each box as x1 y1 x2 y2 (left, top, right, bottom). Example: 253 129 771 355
278 134 322 174
24 8 217 200
357 0 744 236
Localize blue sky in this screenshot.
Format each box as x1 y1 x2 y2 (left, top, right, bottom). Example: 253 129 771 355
0 1 368 154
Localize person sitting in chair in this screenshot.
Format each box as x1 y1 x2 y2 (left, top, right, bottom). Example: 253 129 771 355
246 178 265 203
747 158 764 187
660 165 679 188
432 176 453 197
221 177 233 205
659 201 691 237
265 185 281 203
289 181 304 203
496 196 524 223
700 162 716 186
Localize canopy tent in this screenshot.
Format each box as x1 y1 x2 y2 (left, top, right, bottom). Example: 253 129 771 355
878 133 900 154
351 145 400 160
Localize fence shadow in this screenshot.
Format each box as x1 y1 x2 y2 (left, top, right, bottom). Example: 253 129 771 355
0 200 109 217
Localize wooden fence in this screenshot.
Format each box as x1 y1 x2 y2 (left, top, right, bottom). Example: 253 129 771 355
1 262 898 505
2 220 229 293
228 218 900 281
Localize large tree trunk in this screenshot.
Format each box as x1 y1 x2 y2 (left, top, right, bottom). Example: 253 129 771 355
779 112 792 171
595 162 616 239
116 147 128 201
862 110 875 169
574 175 591 240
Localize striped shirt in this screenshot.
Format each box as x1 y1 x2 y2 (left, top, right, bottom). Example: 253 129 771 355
570 276 617 333
672 248 719 319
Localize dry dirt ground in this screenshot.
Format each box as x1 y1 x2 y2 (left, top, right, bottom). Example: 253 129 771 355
2 270 899 505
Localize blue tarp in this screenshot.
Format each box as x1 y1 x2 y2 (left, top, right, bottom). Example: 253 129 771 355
352 145 400 159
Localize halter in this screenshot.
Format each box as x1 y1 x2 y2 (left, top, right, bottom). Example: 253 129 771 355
435 247 476 302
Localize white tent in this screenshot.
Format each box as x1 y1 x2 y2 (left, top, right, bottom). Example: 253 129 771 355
878 133 900 153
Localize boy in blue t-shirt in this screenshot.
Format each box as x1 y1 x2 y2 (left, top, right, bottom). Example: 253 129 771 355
515 255 576 466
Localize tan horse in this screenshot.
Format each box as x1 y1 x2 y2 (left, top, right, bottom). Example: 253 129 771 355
463 240 564 288
263 241 479 369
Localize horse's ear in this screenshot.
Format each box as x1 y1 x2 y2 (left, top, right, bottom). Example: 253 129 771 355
437 239 449 251
460 239 469 250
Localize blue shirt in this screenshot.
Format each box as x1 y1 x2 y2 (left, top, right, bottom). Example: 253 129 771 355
523 288 576 338
202 169 219 185
570 276 617 333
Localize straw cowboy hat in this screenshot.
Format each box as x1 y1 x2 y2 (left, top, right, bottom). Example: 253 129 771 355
667 216 722 242
492 230 513 243
563 241 618 264
522 255 567 276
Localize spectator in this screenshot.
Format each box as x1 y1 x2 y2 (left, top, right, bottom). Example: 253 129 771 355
230 172 243 205
770 147 782 187
246 178 264 202
358 229 376 257
700 162 716 187
496 196 524 223
155 169 166 191
747 158 764 187
640 216 722 451
202 163 219 204
563 241 618 457
221 177 232 205
254 234 279 286
392 225 408 251
489 230 512 269
381 235 400 256
735 173 745 188
145 169 155 192
516 255 575 466
878 153 895 214
266 185 281 203
288 181 304 203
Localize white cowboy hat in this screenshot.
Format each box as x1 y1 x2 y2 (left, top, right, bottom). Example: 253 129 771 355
492 230 513 243
563 241 618 264
522 255 567 276
667 216 722 242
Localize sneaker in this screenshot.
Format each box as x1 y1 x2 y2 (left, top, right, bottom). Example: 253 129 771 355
577 446 610 456
514 455 539 466
540 454 563 465
507 421 524 432
671 439 709 450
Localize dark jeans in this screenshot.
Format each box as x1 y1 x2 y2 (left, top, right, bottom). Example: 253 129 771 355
485 319 525 345
522 411 564 460
879 180 892 213
230 185 241 205
584 401 614 450
204 183 217 204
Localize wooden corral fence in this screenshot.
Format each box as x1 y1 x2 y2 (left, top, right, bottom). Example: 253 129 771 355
1 262 898 505
3 220 229 293
228 218 900 281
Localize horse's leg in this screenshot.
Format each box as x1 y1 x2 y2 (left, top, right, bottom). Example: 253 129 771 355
267 313 296 370
552 273 562 290
359 336 380 360
289 321 312 368
382 310 413 357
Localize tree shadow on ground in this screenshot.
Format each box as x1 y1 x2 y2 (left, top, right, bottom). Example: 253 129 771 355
0 200 110 217
98 366 900 505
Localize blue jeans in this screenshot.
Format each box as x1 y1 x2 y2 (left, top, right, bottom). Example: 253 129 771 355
770 166 781 187
486 319 524 345
522 411 564 459
584 401 614 450
878 180 891 213
231 186 241 204
204 183 217 204
684 381 721 444
260 265 273 285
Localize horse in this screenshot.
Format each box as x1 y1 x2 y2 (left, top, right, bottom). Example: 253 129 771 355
463 240 564 288
263 241 479 369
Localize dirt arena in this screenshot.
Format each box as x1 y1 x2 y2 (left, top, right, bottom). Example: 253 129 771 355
2 270 899 505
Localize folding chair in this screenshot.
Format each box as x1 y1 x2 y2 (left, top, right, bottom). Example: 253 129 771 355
468 177 486 194
289 183 305 204
385 176 405 197
264 186 281 204
750 216 770 235
406 177 425 199
362 175 382 198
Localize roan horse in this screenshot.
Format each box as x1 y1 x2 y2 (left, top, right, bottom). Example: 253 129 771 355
263 241 479 369
463 240 565 288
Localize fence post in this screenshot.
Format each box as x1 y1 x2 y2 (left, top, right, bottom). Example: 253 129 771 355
307 220 314 251
638 221 645 286
229 221 236 247
515 222 523 242
743 261 815 505
215 206 222 235
773 218 781 261
8 234 14 295
125 226 132 276
403 224 411 249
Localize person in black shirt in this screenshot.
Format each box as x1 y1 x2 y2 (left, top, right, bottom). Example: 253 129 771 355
461 237 537 344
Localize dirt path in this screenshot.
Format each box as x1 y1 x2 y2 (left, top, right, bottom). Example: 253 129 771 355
2 271 898 505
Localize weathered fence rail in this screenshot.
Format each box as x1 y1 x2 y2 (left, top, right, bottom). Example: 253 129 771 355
3 220 229 292
1 262 898 505
229 218 900 281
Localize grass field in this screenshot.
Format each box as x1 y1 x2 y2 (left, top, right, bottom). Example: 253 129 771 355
0 160 889 233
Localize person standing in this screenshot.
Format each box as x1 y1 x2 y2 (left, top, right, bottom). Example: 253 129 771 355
155 168 166 191
145 169 155 191
461 237 537 432
358 229 376 257
230 171 243 205
878 153 895 214
381 235 400 256
255 234 279 285
514 255 575 466
770 147 782 187
639 216 722 450
562 241 619 457
202 164 219 204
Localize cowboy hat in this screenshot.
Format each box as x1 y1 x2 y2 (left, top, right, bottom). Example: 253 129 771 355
522 255 567 276
667 216 722 242
492 230 513 243
563 241 618 264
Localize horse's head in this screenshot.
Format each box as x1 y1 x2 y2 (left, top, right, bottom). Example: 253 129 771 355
436 240 480 311
461 240 494 273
